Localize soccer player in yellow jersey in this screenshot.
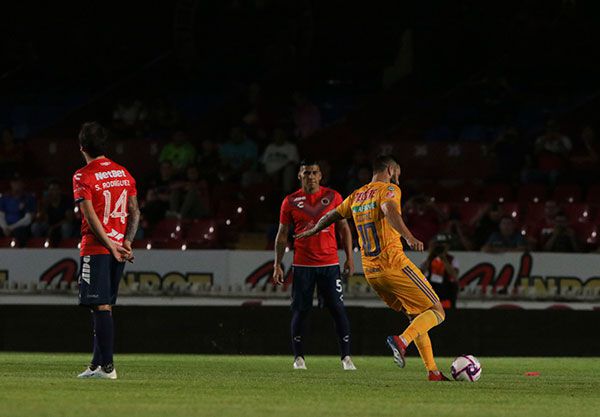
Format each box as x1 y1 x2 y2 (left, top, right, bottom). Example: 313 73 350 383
295 155 450 381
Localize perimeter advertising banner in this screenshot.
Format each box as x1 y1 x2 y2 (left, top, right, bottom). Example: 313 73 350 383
1 250 599 300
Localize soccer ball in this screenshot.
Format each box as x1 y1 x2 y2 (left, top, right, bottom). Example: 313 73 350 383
451 355 482 382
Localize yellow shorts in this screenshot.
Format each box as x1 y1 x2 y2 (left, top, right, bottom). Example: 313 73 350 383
364 253 439 315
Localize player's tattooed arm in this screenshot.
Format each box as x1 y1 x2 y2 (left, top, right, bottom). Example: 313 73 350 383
273 223 289 285
294 210 342 240
381 200 424 251
124 195 140 244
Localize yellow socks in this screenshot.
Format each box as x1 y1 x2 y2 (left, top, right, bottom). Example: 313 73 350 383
415 332 438 372
400 310 443 346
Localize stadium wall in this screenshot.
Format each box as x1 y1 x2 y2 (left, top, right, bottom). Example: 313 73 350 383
0 305 598 356
1 249 600 299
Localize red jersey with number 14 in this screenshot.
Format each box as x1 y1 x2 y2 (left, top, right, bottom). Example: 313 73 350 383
280 187 342 266
72 157 137 256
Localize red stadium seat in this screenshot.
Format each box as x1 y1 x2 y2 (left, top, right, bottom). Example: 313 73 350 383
585 184 600 204
25 237 51 248
0 237 17 248
552 184 582 204
484 184 514 203
447 183 481 203
517 184 548 204
524 203 546 226
150 239 185 250
132 239 153 249
149 218 183 240
185 219 219 247
574 223 598 249
457 202 488 225
563 203 593 224
500 202 521 221
55 238 81 248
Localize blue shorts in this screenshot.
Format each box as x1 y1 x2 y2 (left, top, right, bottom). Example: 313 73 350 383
78 254 125 307
291 265 345 311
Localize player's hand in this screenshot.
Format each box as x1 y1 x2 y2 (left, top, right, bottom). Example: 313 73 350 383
342 259 354 279
123 240 135 263
294 228 316 240
110 244 129 263
272 263 284 285
407 237 424 251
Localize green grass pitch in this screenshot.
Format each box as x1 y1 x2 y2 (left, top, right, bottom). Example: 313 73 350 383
0 353 598 417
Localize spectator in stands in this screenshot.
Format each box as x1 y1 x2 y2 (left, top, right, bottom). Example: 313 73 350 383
420 233 460 309
142 161 180 227
542 211 579 252
219 126 258 183
112 97 148 136
159 131 197 174
31 180 75 244
261 128 299 194
441 219 473 251
527 119 572 183
0 174 36 246
0 128 24 179
403 195 444 245
482 216 528 253
471 203 503 249
569 125 599 182
292 91 321 139
168 165 210 220
529 200 560 249
197 139 223 182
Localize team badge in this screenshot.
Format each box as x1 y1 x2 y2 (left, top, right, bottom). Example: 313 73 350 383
321 198 330 206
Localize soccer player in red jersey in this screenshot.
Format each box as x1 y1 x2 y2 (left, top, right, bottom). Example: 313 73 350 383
273 161 356 370
72 122 140 379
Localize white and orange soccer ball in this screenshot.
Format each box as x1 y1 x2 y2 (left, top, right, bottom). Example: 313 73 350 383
451 355 482 382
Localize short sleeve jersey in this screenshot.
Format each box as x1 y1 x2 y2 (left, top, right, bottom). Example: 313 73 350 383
336 182 403 267
73 157 137 256
280 187 342 266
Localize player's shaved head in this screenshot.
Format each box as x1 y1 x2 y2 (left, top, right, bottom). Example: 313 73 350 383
372 155 400 173
79 122 109 158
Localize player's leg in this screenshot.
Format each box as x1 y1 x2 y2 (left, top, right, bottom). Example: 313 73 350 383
406 312 450 381
91 256 126 379
316 266 354 370
77 255 112 378
384 261 446 368
290 266 317 369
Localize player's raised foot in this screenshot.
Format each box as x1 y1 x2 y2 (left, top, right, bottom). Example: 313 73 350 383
386 335 407 368
293 356 307 370
428 370 451 381
341 356 357 370
77 365 98 378
92 364 117 379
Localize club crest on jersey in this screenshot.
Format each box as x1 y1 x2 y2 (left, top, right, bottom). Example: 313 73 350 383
321 197 330 206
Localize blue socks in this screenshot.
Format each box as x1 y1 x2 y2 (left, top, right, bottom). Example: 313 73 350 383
291 306 352 360
291 309 309 359
91 312 102 367
327 304 351 359
93 310 114 367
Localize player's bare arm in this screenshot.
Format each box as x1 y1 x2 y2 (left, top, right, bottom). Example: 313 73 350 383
272 223 289 285
294 210 343 240
79 199 130 262
123 195 140 261
336 218 354 278
380 200 424 251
